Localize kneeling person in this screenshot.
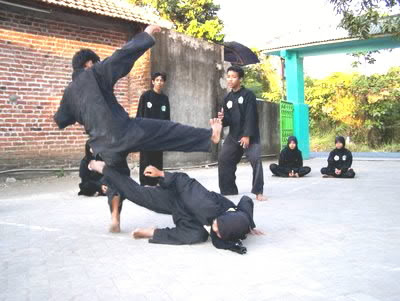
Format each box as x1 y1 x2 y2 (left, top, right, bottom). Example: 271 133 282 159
270 136 311 177
89 161 263 254
321 136 355 178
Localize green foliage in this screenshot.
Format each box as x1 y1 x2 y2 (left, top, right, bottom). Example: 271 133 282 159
306 67 400 148
330 0 400 38
56 168 65 178
329 0 400 65
130 0 224 42
243 52 283 101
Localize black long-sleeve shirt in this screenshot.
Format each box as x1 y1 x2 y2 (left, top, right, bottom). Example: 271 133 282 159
54 32 155 156
222 87 260 144
136 90 170 120
278 147 303 169
327 148 353 171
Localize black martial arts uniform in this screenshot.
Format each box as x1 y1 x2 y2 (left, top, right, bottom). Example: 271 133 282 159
136 90 170 186
54 31 212 170
270 136 311 177
321 136 356 178
218 87 264 195
78 142 105 196
102 167 255 253
78 141 128 213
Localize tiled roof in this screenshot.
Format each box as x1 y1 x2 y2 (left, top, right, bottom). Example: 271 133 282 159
35 0 173 28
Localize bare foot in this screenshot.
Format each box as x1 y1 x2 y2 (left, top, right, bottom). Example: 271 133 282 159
109 195 121 233
210 118 222 144
88 160 105 174
144 25 161 36
132 227 155 239
256 194 267 201
109 221 120 233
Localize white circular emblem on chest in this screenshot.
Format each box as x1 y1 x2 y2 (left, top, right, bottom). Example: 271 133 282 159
227 100 233 109
342 155 346 161
147 101 152 108
161 105 166 112
334 155 340 161
238 96 244 104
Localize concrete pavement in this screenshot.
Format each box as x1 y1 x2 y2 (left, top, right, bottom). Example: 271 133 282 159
1 158 400 301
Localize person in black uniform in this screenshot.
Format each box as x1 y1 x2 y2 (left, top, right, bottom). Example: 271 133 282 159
54 25 222 232
54 24 222 173
88 160 264 254
78 141 104 196
78 141 129 233
136 72 170 186
269 136 311 177
321 136 356 178
217 66 265 201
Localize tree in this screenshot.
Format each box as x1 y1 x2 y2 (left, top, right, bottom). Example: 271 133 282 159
305 68 400 146
330 0 400 39
330 0 400 64
243 50 283 101
130 0 224 42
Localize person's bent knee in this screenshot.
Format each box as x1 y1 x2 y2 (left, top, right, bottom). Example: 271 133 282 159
303 166 311 175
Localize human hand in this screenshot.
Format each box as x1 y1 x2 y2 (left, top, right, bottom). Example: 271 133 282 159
144 165 164 178
250 228 265 235
144 25 161 36
239 136 250 149
217 108 224 120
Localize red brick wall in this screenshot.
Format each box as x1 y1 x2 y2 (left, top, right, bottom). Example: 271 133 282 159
0 10 150 170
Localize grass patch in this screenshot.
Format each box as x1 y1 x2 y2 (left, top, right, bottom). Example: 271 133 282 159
310 128 400 152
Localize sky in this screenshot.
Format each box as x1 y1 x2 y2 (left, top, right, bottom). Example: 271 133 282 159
214 0 400 78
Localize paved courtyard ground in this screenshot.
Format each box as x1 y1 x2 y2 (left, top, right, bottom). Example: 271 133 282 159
1 158 400 301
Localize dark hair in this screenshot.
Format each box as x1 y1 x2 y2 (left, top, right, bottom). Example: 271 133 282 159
227 65 244 79
72 49 100 70
151 72 167 81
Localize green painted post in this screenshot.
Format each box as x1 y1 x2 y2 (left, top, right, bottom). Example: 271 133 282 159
281 50 310 159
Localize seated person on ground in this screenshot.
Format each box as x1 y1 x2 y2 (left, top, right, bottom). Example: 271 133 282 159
89 161 264 254
320 136 356 178
270 136 311 177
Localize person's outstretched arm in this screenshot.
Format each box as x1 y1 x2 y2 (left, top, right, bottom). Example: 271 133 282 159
94 26 160 88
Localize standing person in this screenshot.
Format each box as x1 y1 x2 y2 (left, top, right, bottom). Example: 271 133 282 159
321 136 356 178
89 161 264 254
269 136 311 177
217 66 265 201
136 72 170 186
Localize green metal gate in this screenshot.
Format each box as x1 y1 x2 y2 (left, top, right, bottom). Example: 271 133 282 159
280 101 294 149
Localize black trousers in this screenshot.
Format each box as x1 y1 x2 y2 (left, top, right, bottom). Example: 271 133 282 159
139 151 163 186
321 167 356 178
218 135 264 195
102 167 209 245
99 118 212 169
269 164 311 177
